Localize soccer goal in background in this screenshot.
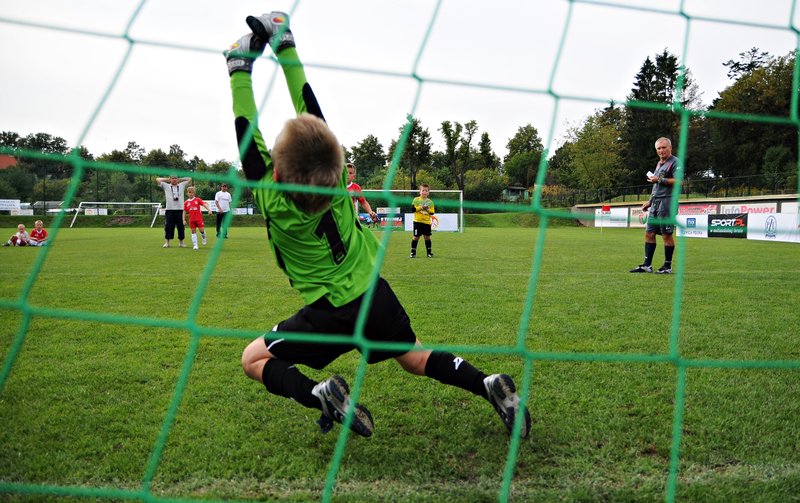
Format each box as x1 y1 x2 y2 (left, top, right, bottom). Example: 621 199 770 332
69 201 163 228
362 189 464 232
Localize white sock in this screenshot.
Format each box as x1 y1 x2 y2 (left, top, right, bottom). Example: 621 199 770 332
191 234 198 247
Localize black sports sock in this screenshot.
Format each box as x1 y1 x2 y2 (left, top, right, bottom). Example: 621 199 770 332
262 359 320 410
425 351 487 399
664 245 674 266
411 239 419 255
425 240 432 254
644 242 657 266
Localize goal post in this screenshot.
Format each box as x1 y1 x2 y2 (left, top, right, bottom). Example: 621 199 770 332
361 189 464 232
70 201 163 228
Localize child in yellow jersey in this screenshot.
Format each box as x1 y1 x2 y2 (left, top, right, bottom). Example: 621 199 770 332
410 183 434 258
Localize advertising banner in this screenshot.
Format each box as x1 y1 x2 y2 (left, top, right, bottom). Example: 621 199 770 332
708 213 747 238
629 207 648 228
594 207 628 228
747 213 800 243
679 203 717 215
404 213 459 232
781 201 798 214
676 215 708 238
378 207 403 228
0 199 21 211
720 202 777 214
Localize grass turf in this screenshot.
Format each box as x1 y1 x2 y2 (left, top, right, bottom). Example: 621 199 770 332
1 226 799 502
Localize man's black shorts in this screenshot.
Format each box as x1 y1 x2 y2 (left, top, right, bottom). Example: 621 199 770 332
263 277 417 369
413 221 432 237
645 197 674 235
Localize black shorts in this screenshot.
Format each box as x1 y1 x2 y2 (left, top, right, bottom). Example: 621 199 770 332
263 277 416 369
646 198 674 235
413 221 432 237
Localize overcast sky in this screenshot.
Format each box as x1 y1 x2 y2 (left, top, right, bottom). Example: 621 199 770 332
0 0 797 167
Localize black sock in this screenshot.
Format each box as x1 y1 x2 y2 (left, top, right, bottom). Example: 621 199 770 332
425 240 432 254
411 239 419 254
664 245 674 266
262 359 320 410
425 351 487 399
644 242 657 266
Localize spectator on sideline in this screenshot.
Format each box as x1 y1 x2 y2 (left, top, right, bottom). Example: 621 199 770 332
214 183 233 238
228 12 530 439
28 220 49 246
346 162 377 224
155 174 191 248
3 223 30 247
630 137 682 274
183 186 211 250
410 183 435 258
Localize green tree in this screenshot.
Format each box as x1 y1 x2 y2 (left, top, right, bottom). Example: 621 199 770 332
621 50 699 186
439 120 480 192
503 124 544 187
387 117 432 190
708 52 796 184
547 142 575 186
723 47 773 80
478 132 500 172
565 106 626 192
465 168 507 202
0 164 36 201
349 134 385 185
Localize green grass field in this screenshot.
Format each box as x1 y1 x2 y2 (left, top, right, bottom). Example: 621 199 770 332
1 225 799 502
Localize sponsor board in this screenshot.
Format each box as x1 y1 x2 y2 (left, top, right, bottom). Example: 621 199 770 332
747 213 800 243
378 207 403 228
676 215 708 238
594 207 628 228
708 213 747 238
629 207 648 228
720 203 776 214
781 201 798 214
404 213 459 232
679 203 717 215
0 199 21 211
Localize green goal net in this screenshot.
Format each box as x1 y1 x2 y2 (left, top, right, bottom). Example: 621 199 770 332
1 1 799 502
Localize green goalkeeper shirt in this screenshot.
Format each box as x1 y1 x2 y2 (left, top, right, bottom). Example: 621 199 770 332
230 49 380 307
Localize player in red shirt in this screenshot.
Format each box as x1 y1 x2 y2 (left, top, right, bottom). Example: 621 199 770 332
183 186 211 250
346 163 377 224
29 220 49 246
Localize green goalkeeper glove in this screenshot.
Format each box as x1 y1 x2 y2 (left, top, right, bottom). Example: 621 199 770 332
246 11 295 53
223 33 266 75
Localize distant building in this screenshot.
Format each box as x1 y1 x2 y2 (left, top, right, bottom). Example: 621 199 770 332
502 185 530 202
0 154 17 170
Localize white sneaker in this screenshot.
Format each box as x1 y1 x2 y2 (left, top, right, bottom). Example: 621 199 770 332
201 238 207 245
193 245 199 250
483 374 532 438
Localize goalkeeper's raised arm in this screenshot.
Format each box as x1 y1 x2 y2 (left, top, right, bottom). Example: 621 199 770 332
228 11 532 444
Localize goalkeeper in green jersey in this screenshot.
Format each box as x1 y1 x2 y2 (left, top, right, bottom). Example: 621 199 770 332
228 11 530 439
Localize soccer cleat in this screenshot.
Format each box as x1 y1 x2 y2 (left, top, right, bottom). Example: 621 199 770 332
193 245 199 250
162 243 169 248
427 252 433 258
312 375 374 438
202 238 207 245
2 243 9 247
656 265 672 274
629 264 653 273
483 374 531 438
409 253 416 258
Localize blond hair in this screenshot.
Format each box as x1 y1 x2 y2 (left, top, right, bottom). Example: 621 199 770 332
272 114 343 213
